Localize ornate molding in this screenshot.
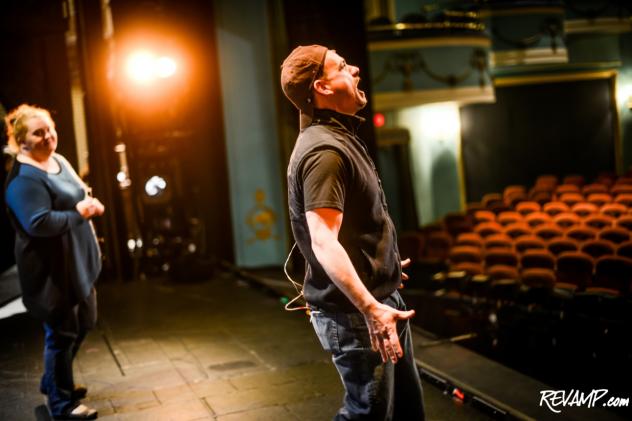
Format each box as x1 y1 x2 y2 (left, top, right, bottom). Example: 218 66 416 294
373 49 490 91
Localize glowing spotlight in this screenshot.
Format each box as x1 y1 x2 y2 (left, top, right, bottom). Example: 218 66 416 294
124 49 178 85
145 175 167 197
156 56 177 78
126 50 156 84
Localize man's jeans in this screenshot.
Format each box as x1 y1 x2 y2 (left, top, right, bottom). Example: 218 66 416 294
310 291 425 420
40 288 97 416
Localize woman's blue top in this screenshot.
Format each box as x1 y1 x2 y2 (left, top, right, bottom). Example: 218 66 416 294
5 155 101 322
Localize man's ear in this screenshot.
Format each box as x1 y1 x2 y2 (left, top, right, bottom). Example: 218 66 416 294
313 78 332 96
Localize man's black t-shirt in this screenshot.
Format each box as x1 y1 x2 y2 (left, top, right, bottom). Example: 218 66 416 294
287 108 401 313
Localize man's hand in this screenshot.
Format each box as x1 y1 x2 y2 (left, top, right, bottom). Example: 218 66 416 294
400 258 411 288
363 302 415 364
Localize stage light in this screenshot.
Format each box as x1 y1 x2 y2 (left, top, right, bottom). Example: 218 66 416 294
125 50 178 85
156 56 177 78
144 175 167 197
126 50 156 84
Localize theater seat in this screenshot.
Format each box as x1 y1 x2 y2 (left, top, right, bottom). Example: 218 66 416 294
600 203 627 218
555 184 580 196
534 225 564 242
425 231 453 261
522 268 556 289
553 212 581 230
455 232 483 249
485 248 519 267
614 193 632 207
452 261 484 276
582 183 608 196
521 249 555 270
562 174 584 187
449 245 483 264
580 239 616 259
586 193 612 207
547 238 579 256
556 252 594 290
515 235 546 254
487 264 520 280
559 192 584 207
617 241 632 259
525 211 552 228
565 226 598 242
504 222 531 239
530 190 553 205
497 211 523 226
610 184 632 196
598 227 630 245
571 202 598 218
444 212 473 238
474 210 496 224
543 201 570 217
515 201 541 216
474 221 504 238
615 215 632 232
484 234 513 250
583 214 615 230
593 256 632 295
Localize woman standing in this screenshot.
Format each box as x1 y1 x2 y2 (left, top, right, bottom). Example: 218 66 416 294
4 104 103 420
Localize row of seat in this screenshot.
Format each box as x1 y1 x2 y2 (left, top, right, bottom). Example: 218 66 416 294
480 172 632 210
455 232 632 258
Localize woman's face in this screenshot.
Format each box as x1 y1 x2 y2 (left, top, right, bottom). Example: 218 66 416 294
22 115 57 158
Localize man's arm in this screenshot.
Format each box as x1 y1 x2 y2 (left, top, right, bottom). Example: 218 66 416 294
306 207 415 363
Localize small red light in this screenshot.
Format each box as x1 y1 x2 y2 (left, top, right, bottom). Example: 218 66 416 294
373 113 385 128
452 388 465 401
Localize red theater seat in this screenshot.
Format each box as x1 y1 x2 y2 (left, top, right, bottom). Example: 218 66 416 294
455 232 483 248
534 225 564 242
547 238 579 256
487 265 520 281
600 203 627 219
580 240 616 259
598 227 630 245
449 246 483 264
485 248 519 268
555 184 580 196
562 174 584 187
505 222 531 239
587 193 612 207
556 252 594 290
616 241 632 259
484 234 513 250
515 235 546 254
559 193 584 207
543 201 570 217
521 249 555 270
553 212 581 230
614 194 632 207
615 216 632 232
582 183 608 196
571 202 598 218
474 210 496 224
566 226 598 242
522 268 556 289
594 256 632 295
497 211 523 226
474 221 504 238
525 211 552 228
583 214 615 230
515 201 541 216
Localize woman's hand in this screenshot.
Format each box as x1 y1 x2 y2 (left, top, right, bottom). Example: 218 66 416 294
75 197 105 219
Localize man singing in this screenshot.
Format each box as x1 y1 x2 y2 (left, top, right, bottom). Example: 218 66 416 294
281 45 425 420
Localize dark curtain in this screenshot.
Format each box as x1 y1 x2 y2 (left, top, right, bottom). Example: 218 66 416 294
461 78 616 202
